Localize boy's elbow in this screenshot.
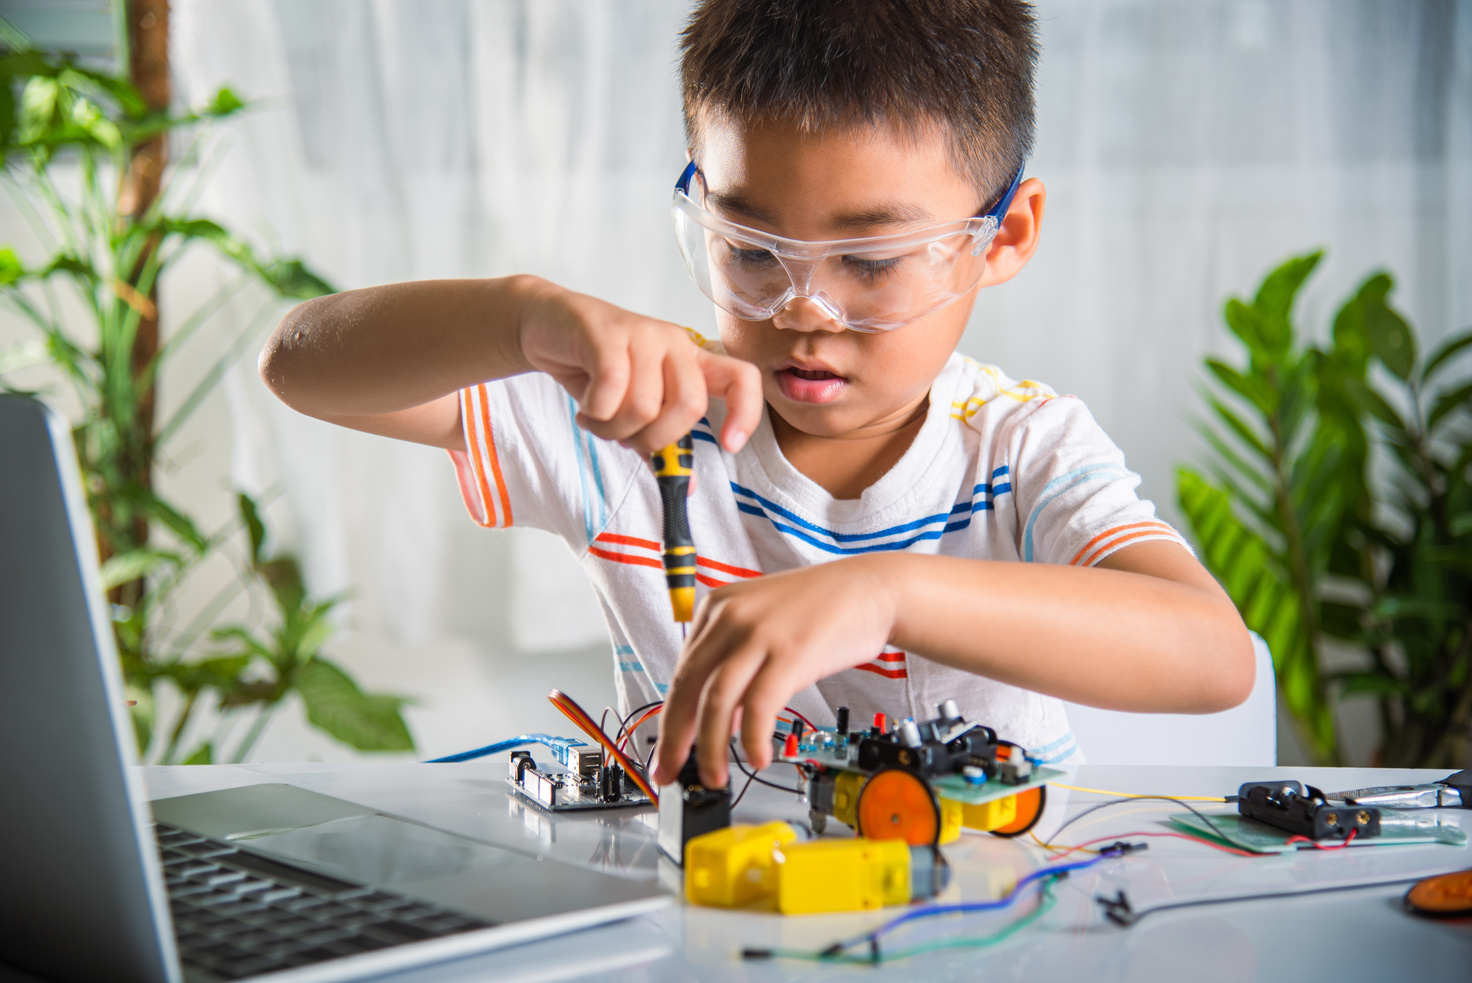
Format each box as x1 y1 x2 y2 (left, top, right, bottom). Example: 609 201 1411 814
258 300 322 411
1198 620 1257 713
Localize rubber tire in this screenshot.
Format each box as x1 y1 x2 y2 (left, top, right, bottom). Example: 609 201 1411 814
989 784 1047 838
855 767 942 847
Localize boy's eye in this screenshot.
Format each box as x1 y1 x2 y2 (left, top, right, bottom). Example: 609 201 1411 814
841 254 903 281
721 241 777 267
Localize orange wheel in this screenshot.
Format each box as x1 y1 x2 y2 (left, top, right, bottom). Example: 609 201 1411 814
990 785 1046 838
855 768 940 846
1405 870 1472 916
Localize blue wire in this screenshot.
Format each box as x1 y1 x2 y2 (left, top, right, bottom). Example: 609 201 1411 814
839 851 1116 952
426 734 571 764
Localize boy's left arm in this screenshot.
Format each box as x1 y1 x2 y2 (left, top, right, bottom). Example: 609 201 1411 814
653 541 1253 788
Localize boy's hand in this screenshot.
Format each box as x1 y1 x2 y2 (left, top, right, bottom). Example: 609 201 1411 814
518 282 761 455
651 556 897 789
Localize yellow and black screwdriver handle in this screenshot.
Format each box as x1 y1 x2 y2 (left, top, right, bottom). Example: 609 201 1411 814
652 435 696 623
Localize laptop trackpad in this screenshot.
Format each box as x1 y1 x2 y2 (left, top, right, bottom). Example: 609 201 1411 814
151 785 665 924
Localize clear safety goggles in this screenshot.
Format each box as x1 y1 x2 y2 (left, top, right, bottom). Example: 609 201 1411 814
671 161 1023 332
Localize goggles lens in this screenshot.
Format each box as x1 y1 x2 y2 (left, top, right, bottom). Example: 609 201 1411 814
671 162 1022 332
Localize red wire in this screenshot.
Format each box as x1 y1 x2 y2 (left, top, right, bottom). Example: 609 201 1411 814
1285 828 1358 850
547 690 659 804
782 706 818 732
618 705 663 752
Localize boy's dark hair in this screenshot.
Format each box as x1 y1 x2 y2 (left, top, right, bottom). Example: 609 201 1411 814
680 0 1038 205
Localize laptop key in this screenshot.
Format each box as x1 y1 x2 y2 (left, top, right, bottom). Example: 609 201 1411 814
363 918 439 942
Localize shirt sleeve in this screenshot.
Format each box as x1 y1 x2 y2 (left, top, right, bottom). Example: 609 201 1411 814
447 372 643 551
1003 395 1189 566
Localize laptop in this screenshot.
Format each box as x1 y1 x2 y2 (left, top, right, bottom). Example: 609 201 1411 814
0 395 670 983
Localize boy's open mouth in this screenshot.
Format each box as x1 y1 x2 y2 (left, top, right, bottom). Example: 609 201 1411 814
775 364 848 405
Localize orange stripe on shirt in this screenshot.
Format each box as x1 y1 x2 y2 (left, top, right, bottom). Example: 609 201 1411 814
462 388 499 527
874 650 906 663
695 573 729 589
854 663 908 680
477 384 514 527
1080 527 1183 568
594 532 763 580
1069 521 1177 566
596 532 661 552
587 545 664 570
697 556 762 579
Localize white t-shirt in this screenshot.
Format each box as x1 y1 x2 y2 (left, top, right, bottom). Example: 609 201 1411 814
449 349 1187 766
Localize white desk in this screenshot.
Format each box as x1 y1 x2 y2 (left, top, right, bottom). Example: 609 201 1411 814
135 762 1471 981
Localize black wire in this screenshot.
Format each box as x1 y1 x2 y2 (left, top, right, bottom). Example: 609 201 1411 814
616 701 662 746
1048 794 1250 851
729 741 806 795
642 735 658 778
1097 874 1428 928
731 769 759 808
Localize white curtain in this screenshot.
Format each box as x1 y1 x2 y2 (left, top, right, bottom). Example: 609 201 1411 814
166 0 1471 758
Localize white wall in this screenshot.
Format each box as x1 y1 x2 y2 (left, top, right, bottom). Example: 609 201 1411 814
3 0 1467 764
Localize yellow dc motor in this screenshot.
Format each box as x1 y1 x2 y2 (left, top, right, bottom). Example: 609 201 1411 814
684 822 949 915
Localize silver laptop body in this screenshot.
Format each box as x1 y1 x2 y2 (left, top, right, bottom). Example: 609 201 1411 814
0 395 669 983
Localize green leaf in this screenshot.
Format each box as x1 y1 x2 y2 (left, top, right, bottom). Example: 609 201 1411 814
1355 273 1417 380
1223 298 1268 358
0 248 24 284
1329 296 1370 377
294 659 415 752
1206 396 1273 461
1205 358 1275 415
1422 330 1472 384
205 86 246 117
1339 376 1407 434
1427 380 1472 433
238 492 266 565
0 79 13 159
131 490 209 553
1251 250 1322 358
255 259 335 300
100 548 182 590
257 557 306 613
182 743 214 765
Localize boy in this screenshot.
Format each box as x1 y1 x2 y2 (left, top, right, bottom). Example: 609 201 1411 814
260 0 1253 791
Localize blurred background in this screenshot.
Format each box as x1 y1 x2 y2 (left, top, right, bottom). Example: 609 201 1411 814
1 0 1468 767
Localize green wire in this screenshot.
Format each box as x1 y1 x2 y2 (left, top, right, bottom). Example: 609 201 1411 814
753 875 1061 965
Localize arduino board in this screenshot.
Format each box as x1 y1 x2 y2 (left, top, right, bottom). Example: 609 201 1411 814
506 737 651 812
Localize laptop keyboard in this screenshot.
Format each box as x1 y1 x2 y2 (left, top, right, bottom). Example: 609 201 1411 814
156 822 491 980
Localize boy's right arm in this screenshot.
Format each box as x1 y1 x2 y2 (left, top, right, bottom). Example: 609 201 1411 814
258 275 760 455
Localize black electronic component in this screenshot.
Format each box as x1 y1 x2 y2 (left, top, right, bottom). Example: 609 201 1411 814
854 710 1003 781
656 752 732 863
506 750 650 812
835 706 850 735
1237 781 1380 841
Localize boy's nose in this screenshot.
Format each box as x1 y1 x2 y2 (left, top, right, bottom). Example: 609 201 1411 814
771 296 846 333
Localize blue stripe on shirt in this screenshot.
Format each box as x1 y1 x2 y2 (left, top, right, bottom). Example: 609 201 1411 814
729 479 1011 554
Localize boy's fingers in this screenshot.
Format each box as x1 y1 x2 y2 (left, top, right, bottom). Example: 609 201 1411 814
629 354 708 454
651 610 725 785
579 341 630 422
738 666 796 772
699 351 762 453
585 346 664 441
692 648 767 788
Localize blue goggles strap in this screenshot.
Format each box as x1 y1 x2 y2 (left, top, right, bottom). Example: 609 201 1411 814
675 159 1026 223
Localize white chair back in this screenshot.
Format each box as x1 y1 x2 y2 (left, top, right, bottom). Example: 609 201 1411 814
1061 633 1276 766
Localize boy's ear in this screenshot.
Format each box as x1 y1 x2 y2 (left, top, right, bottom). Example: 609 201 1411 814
978 178 1045 288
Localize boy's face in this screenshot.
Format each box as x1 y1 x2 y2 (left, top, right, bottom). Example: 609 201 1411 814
691 117 1039 440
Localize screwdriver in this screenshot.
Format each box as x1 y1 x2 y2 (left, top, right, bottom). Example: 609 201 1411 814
652 435 696 633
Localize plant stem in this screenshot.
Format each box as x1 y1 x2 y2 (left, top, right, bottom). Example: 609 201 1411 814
162 688 199 765
232 703 278 764
1265 366 1336 765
